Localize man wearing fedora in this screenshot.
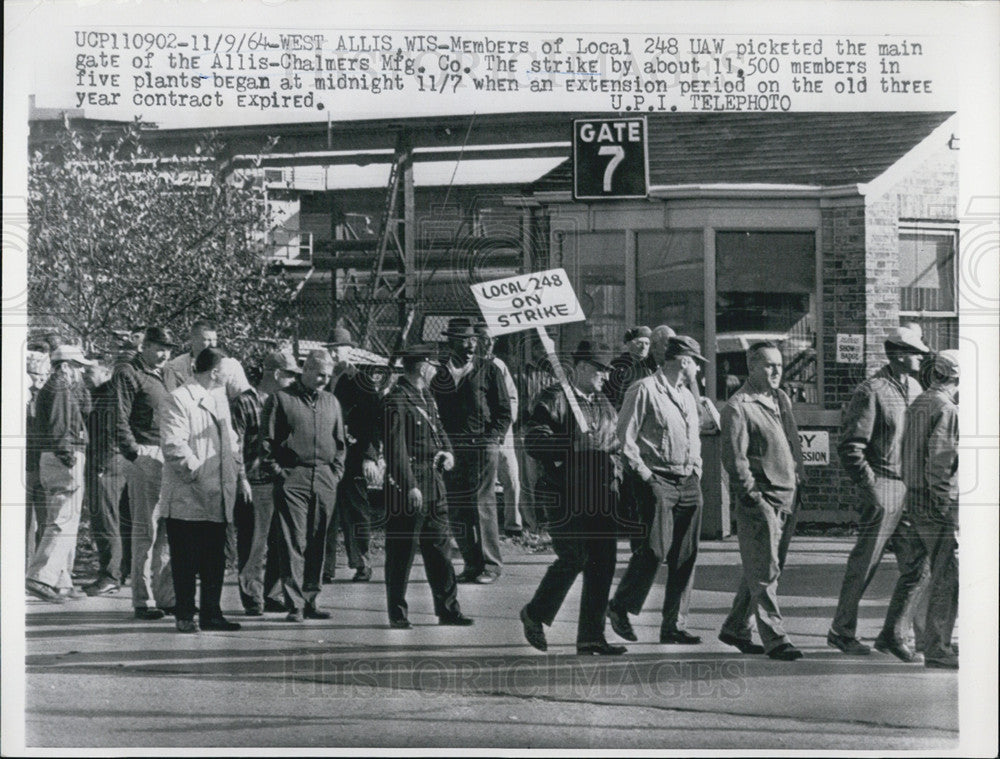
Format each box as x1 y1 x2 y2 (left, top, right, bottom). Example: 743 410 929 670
519 340 624 655
828 326 931 660
431 317 511 584
25 345 94 603
323 326 382 583
382 344 471 628
230 350 300 615
606 335 706 646
113 326 179 620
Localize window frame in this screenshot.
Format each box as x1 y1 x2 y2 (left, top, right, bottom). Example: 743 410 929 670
897 222 959 318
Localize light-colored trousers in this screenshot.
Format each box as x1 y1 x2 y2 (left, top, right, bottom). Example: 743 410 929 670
128 451 175 609
26 452 85 590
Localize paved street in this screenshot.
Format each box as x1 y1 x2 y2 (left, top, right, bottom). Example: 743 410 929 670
21 537 958 750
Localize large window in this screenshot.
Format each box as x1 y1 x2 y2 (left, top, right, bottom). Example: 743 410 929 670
716 231 818 403
636 229 705 349
566 232 626 348
899 227 958 350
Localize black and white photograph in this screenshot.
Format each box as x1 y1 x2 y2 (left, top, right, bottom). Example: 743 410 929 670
2 0 998 754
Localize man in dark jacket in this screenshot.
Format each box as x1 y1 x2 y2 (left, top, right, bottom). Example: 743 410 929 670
431 317 511 584
519 341 625 655
113 326 178 620
262 350 347 622
323 327 382 583
82 362 129 596
25 345 94 603
828 326 930 660
382 345 472 629
604 326 653 409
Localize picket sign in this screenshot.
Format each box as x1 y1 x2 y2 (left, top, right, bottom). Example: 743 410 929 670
471 268 589 433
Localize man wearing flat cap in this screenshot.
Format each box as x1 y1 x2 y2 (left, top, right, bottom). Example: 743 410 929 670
606 335 706 646
323 326 382 584
520 340 624 655
431 317 511 584
382 344 471 628
230 350 300 615
25 345 95 603
828 326 930 661
605 326 653 410
261 349 347 621
160 347 245 633
894 350 961 669
112 326 179 620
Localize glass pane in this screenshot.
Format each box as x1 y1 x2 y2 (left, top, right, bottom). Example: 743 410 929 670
899 231 956 312
637 229 705 348
564 231 626 348
716 231 818 404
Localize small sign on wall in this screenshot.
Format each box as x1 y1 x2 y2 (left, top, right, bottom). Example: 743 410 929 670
836 333 864 364
798 430 830 466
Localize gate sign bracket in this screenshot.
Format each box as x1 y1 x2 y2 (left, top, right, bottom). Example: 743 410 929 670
573 117 649 200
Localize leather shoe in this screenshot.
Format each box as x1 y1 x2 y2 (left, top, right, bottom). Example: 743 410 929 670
264 599 288 613
874 637 919 663
439 613 474 626
520 606 547 652
84 577 120 596
718 632 765 654
827 630 870 655
577 640 628 656
352 567 372 582
26 580 66 604
925 654 959 670
158 606 177 617
661 629 702 645
474 572 499 585
304 606 331 620
607 606 638 642
201 617 242 631
134 607 166 620
767 643 804 661
244 606 264 617
285 610 304 622
456 569 482 583
176 619 199 633
389 619 412 629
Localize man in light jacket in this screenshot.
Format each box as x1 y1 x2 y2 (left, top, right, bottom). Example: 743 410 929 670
717 341 805 661
160 347 246 633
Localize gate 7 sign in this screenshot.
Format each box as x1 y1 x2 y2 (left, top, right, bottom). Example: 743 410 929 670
573 117 649 200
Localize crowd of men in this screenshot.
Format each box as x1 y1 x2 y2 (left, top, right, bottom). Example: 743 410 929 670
24 316 959 668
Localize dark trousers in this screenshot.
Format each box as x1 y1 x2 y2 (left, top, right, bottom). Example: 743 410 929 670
119 486 132 581
446 444 502 576
611 472 702 633
86 455 128 582
525 521 617 644
165 518 227 623
275 465 338 612
888 505 958 661
384 488 460 623
235 483 281 610
325 472 372 573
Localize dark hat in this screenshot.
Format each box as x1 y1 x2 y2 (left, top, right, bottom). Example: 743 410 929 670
328 326 355 348
624 326 652 343
262 351 301 374
442 317 477 339
664 335 707 362
572 340 614 371
194 347 226 374
144 326 178 348
398 343 441 366
885 326 930 354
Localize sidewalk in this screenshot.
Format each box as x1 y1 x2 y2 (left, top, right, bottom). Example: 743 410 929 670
21 537 958 750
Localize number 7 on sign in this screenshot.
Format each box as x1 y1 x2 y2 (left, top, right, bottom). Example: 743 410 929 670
599 145 625 192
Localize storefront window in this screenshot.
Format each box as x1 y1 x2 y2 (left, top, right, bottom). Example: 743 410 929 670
716 231 818 404
899 228 958 350
565 231 626 348
637 228 705 349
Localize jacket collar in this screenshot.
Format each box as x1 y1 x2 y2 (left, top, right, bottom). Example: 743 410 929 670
733 380 783 414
